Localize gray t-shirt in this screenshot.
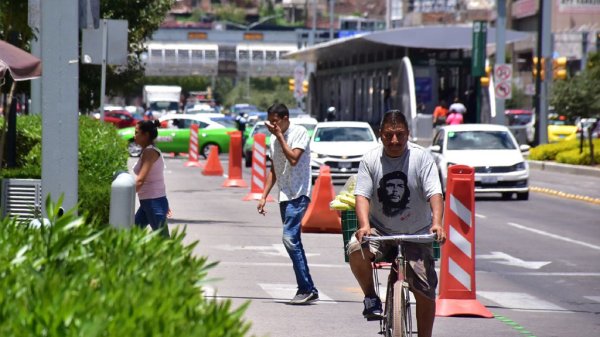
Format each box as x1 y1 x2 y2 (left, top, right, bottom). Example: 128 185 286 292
270 124 312 202
355 142 442 235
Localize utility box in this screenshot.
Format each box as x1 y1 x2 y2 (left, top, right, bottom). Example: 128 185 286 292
109 172 136 229
1 179 43 221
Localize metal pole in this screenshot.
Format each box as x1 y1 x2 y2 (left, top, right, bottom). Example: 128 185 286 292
100 19 108 121
329 0 334 40
41 0 79 212
494 0 506 125
386 0 392 30
310 0 317 46
581 31 589 71
538 0 551 145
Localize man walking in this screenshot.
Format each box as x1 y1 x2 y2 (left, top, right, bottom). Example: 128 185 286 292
257 103 319 305
347 110 445 337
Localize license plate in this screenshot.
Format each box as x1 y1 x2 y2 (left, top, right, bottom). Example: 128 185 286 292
481 176 498 184
339 162 352 169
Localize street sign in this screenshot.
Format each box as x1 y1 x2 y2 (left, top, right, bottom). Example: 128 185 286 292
471 21 487 77
494 64 513 100
495 81 512 100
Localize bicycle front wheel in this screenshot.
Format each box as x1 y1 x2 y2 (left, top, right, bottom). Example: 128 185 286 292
392 281 411 337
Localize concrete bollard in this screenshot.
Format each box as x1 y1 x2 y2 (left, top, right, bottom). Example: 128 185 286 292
109 171 136 229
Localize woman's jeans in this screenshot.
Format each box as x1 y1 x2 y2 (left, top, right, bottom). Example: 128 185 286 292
135 196 170 238
279 195 317 294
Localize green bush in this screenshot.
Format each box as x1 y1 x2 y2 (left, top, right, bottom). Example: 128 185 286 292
555 146 600 165
0 200 251 336
529 139 600 161
0 116 129 224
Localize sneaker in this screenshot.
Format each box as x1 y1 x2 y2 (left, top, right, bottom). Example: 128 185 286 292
289 291 319 305
362 296 383 320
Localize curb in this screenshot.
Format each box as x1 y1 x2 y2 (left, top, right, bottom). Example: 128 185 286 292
527 160 600 178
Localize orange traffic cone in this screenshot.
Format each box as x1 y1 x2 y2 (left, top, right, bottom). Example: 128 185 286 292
243 133 274 201
301 165 341 233
201 145 224 176
223 131 248 187
436 165 493 318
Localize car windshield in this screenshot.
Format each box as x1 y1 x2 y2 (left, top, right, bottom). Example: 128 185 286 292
313 127 374 142
209 117 236 128
252 124 271 136
187 108 215 114
296 123 317 132
150 101 179 111
447 131 517 150
506 113 532 125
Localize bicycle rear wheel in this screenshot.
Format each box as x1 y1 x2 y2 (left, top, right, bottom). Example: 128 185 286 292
383 276 395 337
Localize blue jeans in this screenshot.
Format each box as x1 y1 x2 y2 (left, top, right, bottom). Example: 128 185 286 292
279 195 317 294
135 196 170 238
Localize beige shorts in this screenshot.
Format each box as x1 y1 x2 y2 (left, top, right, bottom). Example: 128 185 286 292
347 227 438 300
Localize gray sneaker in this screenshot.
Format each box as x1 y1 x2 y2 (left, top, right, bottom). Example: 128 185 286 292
289 291 319 305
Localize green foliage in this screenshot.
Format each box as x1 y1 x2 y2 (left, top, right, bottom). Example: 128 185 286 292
0 199 251 337
144 76 212 96
555 146 600 165
0 116 129 224
530 139 600 163
214 4 247 24
550 51 600 120
0 0 34 46
222 77 296 111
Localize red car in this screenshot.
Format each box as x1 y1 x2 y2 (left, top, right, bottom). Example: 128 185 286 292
103 110 140 129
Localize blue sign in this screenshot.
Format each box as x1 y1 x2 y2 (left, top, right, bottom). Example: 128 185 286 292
414 77 432 103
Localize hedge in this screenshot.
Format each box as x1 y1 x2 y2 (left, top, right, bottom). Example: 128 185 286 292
555 147 600 165
0 115 129 224
529 139 600 163
0 199 251 337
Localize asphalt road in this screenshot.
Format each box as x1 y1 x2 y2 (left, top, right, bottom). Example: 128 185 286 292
131 155 600 337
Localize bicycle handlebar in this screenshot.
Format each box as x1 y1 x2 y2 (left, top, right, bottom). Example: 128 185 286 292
363 233 437 244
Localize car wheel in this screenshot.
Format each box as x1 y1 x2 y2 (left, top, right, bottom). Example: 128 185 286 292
501 192 513 200
201 143 219 159
516 191 529 200
245 151 252 167
128 140 142 157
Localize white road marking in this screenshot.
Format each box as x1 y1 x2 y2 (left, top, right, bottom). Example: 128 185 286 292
477 291 569 313
584 296 600 303
258 283 336 304
477 251 551 269
220 261 348 269
506 222 600 251
215 244 319 257
475 213 487 219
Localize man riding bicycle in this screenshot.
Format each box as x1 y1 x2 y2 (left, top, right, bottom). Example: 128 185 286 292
347 110 446 337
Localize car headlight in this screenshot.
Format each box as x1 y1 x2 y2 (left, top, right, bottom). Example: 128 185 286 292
513 162 527 171
311 152 326 159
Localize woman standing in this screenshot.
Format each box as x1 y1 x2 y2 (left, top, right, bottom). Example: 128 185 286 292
133 120 170 237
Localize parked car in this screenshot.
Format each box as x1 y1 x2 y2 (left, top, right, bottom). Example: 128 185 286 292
547 114 577 142
118 114 236 157
505 109 535 144
309 121 379 181
103 110 140 129
428 124 530 200
243 121 272 167
184 103 215 114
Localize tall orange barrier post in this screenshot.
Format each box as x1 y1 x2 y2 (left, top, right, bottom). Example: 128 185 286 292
243 133 273 201
436 165 493 318
301 166 341 233
184 124 203 167
201 145 224 176
223 131 248 187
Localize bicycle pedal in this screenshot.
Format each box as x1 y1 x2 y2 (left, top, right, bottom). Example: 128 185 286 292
366 316 383 322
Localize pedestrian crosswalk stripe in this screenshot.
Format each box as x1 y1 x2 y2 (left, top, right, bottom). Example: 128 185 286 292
584 296 600 303
478 291 568 312
258 283 336 304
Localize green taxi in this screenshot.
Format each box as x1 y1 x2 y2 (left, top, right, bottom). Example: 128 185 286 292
119 114 237 158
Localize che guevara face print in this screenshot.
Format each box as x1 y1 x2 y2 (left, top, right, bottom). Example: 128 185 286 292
376 170 410 217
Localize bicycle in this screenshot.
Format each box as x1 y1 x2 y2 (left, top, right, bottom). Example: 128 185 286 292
364 233 437 337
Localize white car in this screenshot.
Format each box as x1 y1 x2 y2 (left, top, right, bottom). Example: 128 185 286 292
290 116 318 136
429 124 530 200
159 113 236 130
310 121 379 180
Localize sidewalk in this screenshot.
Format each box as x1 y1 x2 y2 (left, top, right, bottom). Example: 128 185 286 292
528 159 600 178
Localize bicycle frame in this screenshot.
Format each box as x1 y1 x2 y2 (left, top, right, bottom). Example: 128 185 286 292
365 233 436 337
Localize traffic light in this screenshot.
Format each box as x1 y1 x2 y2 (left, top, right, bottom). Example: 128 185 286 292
480 64 491 87
302 80 308 94
553 57 567 80
532 56 545 80
288 78 295 92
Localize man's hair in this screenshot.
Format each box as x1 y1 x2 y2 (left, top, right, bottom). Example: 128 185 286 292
267 103 289 118
137 120 160 141
380 110 409 130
